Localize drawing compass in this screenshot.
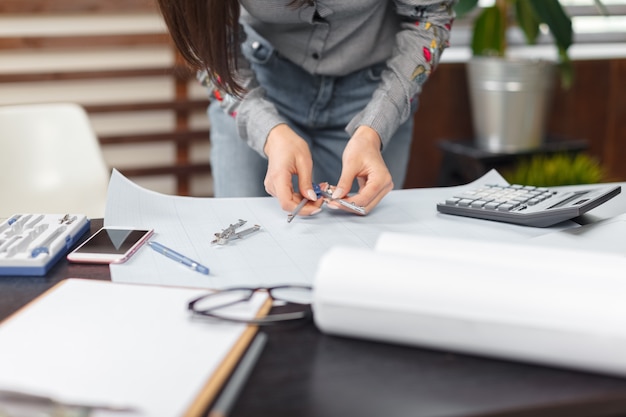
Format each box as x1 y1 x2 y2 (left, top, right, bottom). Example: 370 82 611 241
212 219 261 245
287 183 367 223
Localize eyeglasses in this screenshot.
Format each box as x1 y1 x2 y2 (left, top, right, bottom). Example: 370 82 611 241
187 285 313 325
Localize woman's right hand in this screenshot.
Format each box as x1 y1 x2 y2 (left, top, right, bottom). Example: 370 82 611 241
263 124 323 216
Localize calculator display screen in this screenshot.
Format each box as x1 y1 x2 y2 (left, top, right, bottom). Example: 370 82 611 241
547 191 588 209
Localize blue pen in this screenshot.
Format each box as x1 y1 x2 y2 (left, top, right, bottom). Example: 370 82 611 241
148 241 209 275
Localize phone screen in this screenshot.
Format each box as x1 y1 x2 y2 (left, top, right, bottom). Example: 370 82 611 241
67 227 153 264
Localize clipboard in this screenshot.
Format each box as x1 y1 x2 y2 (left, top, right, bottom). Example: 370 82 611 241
0 279 271 416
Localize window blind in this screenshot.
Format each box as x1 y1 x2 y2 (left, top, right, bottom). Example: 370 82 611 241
562 0 626 43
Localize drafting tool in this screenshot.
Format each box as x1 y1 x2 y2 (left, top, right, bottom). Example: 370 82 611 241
318 184 367 215
287 199 309 223
0 213 90 276
287 184 323 223
287 183 366 223
212 219 261 245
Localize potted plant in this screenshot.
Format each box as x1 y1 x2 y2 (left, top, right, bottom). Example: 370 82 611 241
454 0 606 153
503 152 607 187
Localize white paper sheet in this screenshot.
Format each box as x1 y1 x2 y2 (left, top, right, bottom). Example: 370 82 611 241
0 279 267 417
530 213 626 255
104 169 571 289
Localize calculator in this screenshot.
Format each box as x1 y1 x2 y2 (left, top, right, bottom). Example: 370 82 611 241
437 184 621 227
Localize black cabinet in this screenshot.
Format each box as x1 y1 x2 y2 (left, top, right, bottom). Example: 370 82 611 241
437 137 589 186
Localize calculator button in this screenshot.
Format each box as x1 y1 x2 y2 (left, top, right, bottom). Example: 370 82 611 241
453 193 477 200
483 202 499 210
497 203 516 211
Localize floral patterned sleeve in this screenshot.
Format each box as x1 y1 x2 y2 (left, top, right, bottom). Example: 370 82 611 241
346 0 456 148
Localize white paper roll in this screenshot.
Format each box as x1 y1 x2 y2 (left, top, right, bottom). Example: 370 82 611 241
313 234 626 377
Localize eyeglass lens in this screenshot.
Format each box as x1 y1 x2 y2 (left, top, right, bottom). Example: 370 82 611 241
189 286 313 324
269 286 312 305
191 289 254 312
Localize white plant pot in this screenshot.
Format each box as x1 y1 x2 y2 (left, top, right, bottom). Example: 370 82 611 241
467 57 555 153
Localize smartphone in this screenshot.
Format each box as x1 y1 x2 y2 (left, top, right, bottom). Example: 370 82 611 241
67 227 154 264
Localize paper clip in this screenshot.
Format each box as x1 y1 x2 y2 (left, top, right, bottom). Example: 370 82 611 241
211 219 261 245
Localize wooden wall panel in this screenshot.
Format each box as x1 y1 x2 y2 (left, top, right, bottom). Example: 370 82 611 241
0 1 212 196
604 59 626 181
0 0 156 14
4 1 625 191
404 58 626 188
548 60 610 165
404 62 473 189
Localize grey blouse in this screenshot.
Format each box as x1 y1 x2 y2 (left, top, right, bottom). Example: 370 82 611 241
205 0 456 156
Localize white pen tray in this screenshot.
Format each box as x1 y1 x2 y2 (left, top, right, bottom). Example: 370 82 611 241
0 214 90 276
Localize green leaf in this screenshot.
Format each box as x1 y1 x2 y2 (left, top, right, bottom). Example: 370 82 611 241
503 153 605 187
471 6 505 57
526 0 573 53
454 0 479 19
557 48 574 89
515 0 540 45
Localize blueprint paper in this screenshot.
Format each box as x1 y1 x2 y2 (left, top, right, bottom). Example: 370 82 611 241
104 169 574 289
530 213 626 255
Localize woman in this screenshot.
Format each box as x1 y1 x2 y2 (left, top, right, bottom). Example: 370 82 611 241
157 0 455 217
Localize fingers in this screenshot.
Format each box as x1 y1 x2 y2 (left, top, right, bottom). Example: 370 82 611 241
264 124 394 218
263 124 322 217
328 126 393 214
326 178 393 215
352 180 394 213
342 172 394 215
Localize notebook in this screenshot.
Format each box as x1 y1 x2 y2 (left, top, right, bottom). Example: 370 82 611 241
0 279 270 417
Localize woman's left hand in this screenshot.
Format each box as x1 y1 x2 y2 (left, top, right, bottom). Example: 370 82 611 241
330 126 394 214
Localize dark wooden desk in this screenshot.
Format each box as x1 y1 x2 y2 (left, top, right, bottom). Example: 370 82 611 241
3 220 626 417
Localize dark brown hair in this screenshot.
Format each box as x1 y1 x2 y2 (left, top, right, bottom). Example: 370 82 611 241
156 0 313 97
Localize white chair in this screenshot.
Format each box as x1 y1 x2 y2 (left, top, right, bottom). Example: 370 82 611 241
0 102 110 219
